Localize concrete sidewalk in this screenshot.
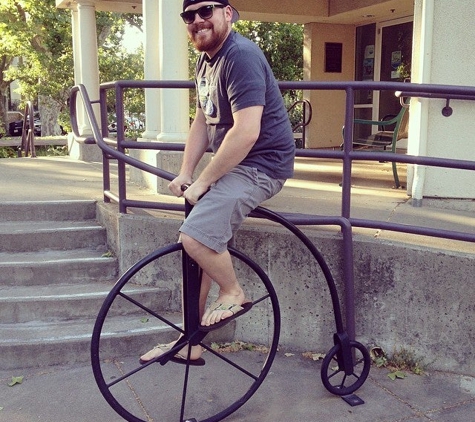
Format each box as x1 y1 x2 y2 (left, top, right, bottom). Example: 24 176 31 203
1 352 474 421
2 155 474 253
1 156 474 421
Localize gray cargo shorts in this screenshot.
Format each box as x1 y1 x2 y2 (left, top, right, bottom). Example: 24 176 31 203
179 165 284 253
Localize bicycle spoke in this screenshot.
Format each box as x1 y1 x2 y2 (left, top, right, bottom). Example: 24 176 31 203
118 291 184 333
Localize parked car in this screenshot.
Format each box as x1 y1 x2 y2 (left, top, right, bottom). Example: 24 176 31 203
8 112 41 136
8 112 66 137
107 121 126 133
108 114 145 134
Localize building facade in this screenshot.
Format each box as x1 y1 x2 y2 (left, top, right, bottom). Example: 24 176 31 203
56 0 475 201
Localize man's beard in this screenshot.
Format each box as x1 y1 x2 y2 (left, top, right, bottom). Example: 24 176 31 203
189 21 228 53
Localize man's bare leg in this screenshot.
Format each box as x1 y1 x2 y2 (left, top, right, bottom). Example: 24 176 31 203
139 271 213 362
199 271 212 317
181 233 246 327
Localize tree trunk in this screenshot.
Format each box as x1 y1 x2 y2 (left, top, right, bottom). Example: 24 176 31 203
38 95 62 136
0 93 8 136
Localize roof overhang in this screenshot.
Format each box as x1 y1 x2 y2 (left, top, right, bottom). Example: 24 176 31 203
56 0 413 25
56 0 142 14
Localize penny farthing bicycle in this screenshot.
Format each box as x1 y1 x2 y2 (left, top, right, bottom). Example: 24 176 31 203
90 191 370 422
70 83 370 422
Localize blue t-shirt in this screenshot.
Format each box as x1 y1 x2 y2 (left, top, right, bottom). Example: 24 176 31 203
195 31 295 179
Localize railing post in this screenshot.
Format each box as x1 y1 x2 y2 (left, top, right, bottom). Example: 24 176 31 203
115 85 127 214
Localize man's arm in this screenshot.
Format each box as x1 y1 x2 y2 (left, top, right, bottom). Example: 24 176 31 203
183 105 263 204
168 108 210 196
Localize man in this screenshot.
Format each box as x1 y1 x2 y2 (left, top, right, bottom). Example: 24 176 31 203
140 0 295 364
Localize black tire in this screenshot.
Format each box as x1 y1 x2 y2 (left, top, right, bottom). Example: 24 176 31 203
91 243 280 422
320 340 371 396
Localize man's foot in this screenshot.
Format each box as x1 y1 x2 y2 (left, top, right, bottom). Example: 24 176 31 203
200 290 252 332
139 341 204 366
201 290 246 327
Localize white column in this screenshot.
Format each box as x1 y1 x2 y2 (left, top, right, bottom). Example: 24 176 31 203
407 0 433 205
410 0 475 201
70 8 85 133
156 0 189 142
67 1 101 162
76 0 100 136
142 0 161 139
131 0 195 193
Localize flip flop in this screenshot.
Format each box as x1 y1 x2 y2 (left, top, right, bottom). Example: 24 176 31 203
169 354 206 366
139 343 205 366
199 301 253 332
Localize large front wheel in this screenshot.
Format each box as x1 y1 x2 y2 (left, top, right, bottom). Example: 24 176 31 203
91 243 280 422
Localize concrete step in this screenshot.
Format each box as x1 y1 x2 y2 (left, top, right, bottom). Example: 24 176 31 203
0 199 232 371
0 200 97 222
0 249 117 286
0 283 171 323
0 220 107 252
0 313 182 370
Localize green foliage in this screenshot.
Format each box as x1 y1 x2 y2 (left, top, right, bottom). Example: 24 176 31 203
2 5 303 135
0 0 144 135
8 375 24 387
34 145 68 157
387 346 427 376
388 370 407 381
210 341 269 353
1 0 72 104
0 144 68 158
0 147 17 158
370 345 428 379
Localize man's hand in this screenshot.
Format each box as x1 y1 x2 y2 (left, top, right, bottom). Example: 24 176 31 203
168 174 192 197
182 180 209 205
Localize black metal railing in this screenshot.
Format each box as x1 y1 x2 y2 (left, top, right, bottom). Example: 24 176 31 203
18 101 36 157
287 99 312 149
70 79 475 342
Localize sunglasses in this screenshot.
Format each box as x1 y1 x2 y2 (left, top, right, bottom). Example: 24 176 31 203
180 4 226 24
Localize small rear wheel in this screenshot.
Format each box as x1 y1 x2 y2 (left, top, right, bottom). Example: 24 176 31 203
320 340 370 396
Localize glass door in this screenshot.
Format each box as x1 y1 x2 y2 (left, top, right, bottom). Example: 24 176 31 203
355 18 413 138
376 18 413 123
354 24 376 140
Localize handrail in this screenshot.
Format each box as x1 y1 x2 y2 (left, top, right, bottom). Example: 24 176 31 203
287 99 312 149
69 79 475 344
19 101 36 158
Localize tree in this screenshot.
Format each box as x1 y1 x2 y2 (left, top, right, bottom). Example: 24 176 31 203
98 18 144 127
0 0 143 136
0 0 36 136
0 0 72 135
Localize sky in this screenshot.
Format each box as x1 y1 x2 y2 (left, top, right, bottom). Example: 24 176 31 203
122 23 143 52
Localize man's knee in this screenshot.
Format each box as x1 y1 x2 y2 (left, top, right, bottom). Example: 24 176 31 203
181 233 204 255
